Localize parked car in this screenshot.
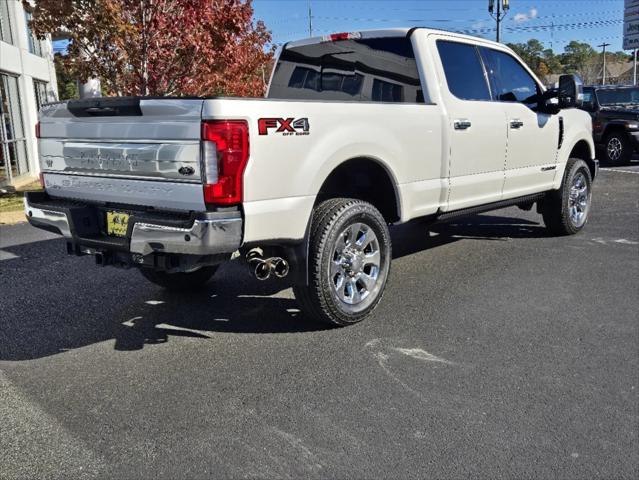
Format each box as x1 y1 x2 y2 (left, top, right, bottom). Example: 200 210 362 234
25 28 597 326
581 85 639 165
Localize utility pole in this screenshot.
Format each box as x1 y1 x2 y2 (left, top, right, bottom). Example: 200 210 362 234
308 0 313 37
598 42 610 85
488 0 510 43
634 48 637 86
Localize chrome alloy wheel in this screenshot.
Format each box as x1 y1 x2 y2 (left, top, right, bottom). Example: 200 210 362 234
568 172 590 228
607 136 623 162
330 222 381 306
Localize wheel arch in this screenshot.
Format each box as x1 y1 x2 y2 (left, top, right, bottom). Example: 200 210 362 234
554 135 597 189
314 156 402 224
602 122 630 139
568 139 598 180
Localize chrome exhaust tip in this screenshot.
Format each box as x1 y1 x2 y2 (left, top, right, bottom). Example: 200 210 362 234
254 260 271 281
245 248 289 280
272 258 289 278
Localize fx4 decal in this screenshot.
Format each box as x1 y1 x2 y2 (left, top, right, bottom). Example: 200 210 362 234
258 117 310 136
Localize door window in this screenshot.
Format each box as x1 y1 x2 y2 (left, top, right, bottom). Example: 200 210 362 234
479 47 539 106
436 40 491 101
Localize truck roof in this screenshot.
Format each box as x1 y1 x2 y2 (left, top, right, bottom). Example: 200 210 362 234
285 27 505 50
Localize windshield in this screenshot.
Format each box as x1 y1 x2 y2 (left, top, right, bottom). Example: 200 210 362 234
596 87 639 105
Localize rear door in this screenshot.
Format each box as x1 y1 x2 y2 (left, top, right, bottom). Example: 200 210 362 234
434 38 508 211
479 47 560 198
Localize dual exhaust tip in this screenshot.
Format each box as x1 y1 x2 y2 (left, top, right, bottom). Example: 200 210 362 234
247 250 289 281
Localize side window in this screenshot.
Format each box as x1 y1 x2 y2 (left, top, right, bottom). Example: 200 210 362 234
436 40 491 101
480 47 539 106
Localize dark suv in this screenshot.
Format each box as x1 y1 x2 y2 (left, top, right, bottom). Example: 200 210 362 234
581 85 639 165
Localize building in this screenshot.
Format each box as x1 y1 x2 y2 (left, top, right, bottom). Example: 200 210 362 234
1 0 57 188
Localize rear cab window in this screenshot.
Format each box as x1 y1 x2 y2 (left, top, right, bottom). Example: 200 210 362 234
268 36 423 103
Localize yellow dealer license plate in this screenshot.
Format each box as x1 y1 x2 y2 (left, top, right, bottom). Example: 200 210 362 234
106 211 130 237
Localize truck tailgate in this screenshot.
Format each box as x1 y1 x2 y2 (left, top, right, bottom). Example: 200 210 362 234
39 97 206 211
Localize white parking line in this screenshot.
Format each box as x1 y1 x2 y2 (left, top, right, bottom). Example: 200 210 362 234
0 249 18 261
600 168 639 175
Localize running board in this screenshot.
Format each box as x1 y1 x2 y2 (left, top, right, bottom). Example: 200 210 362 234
437 192 547 222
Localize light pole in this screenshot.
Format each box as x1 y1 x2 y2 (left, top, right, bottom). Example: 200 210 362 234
598 42 610 85
488 0 510 43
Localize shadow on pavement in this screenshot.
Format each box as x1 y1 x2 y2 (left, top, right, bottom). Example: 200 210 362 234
0 213 545 361
392 214 545 259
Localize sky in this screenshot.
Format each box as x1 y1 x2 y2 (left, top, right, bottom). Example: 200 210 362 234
252 0 626 53
51 0 625 55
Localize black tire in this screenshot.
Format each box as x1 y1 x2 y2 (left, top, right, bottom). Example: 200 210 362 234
603 131 632 166
294 198 392 327
139 265 218 291
540 158 593 236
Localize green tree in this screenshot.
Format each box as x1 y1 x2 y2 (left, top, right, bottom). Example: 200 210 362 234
53 53 78 100
560 41 598 74
507 39 557 80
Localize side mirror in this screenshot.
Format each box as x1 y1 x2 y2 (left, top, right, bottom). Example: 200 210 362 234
558 74 583 109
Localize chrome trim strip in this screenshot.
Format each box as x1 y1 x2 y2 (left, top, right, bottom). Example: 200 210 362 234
43 173 206 212
39 169 201 184
39 139 202 182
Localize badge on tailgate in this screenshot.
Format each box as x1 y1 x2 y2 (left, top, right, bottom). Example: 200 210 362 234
106 211 130 237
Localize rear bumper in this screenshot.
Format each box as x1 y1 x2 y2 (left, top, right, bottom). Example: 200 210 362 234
24 192 242 258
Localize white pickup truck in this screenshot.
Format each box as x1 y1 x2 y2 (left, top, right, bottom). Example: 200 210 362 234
25 28 598 326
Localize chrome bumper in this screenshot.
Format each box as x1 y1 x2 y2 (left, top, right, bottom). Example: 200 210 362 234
129 216 242 256
24 195 242 257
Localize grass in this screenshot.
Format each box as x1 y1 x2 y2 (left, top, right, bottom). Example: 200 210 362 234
0 181 42 213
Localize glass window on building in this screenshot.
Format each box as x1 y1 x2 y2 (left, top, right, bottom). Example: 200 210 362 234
34 80 52 110
0 0 14 44
25 11 43 56
0 74 30 186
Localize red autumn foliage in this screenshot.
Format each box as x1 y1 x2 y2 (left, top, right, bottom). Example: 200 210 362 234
25 0 274 97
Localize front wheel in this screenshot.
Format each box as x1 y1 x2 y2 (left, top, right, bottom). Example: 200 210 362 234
294 198 392 327
540 158 593 236
139 265 219 291
603 131 632 166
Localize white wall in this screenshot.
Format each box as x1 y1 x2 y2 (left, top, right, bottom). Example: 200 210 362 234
0 0 58 184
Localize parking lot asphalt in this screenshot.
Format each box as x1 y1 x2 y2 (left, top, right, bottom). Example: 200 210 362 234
1 166 638 479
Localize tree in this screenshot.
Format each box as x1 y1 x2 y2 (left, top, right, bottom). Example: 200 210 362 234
25 0 274 97
560 41 598 74
507 39 557 81
53 53 78 100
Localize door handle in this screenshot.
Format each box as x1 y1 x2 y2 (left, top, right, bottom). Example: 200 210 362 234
510 119 524 129
454 119 472 130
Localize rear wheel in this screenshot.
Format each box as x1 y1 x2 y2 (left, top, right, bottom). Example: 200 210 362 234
540 158 592 236
603 131 632 165
294 198 391 327
139 265 218 291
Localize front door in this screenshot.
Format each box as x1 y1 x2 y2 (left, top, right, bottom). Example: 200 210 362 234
479 47 560 199
434 38 508 211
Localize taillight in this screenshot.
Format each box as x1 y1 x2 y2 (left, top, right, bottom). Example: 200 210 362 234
323 32 361 42
35 121 40 138
201 120 249 205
